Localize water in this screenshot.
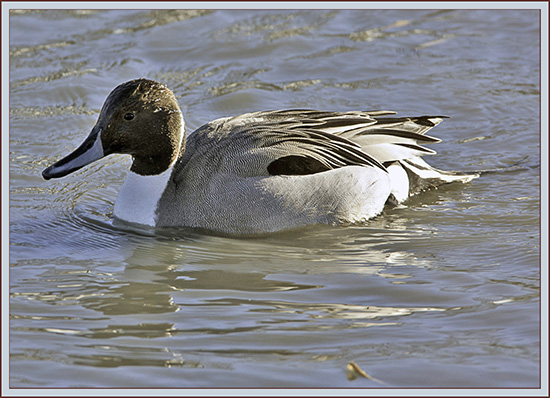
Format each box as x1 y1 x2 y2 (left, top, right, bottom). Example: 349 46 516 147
7 7 543 390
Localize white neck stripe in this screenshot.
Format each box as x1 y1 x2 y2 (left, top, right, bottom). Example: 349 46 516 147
113 165 174 226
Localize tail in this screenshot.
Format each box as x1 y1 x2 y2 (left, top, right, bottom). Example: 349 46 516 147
399 155 535 197
399 157 479 197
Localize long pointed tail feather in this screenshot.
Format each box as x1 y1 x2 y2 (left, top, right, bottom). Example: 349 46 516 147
399 157 479 196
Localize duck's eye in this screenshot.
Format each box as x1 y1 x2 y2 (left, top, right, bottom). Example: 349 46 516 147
124 112 135 121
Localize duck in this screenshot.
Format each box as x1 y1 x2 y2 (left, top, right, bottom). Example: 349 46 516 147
42 78 478 234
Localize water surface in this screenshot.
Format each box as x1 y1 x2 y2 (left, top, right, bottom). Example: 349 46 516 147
8 8 542 389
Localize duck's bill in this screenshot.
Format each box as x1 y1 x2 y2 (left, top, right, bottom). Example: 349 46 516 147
42 127 105 180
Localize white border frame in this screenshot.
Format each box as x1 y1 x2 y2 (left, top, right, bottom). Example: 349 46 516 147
2 2 548 397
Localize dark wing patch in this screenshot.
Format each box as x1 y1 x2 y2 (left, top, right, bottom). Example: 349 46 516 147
267 155 331 175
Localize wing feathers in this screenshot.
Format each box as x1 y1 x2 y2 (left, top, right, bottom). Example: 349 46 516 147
183 109 448 178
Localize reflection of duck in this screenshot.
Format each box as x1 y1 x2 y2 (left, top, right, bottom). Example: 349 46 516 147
43 78 478 234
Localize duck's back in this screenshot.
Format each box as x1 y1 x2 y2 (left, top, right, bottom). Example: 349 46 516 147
156 110 478 234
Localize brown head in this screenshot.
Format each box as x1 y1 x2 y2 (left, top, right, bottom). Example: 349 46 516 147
42 78 185 180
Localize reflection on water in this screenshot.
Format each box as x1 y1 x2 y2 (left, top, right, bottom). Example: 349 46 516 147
8 7 541 389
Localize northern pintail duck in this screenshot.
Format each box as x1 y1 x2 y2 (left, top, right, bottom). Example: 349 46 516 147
42 78 478 234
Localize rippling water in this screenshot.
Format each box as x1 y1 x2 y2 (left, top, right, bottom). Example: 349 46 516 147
7 7 543 390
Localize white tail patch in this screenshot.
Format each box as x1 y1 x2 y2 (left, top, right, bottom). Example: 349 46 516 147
403 157 479 184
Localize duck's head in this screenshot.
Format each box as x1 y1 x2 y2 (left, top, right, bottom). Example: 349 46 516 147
42 78 185 180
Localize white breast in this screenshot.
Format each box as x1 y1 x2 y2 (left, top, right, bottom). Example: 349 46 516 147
113 167 173 226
